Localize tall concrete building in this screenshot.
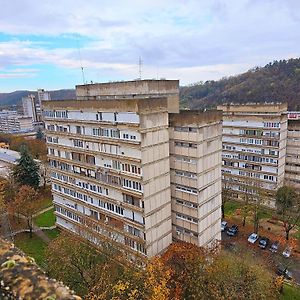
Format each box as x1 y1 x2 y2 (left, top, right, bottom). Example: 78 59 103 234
22 94 38 122
43 80 222 257
218 103 288 208
169 111 222 245
285 112 300 190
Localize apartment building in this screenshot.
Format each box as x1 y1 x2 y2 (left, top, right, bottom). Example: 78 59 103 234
22 94 38 122
217 103 288 207
169 111 222 245
0 111 33 133
285 112 300 190
43 80 222 257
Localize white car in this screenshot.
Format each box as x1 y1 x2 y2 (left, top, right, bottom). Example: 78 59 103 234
282 247 292 258
248 233 259 244
221 221 228 232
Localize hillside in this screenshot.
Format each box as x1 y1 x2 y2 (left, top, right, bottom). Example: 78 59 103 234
0 89 75 107
180 58 300 110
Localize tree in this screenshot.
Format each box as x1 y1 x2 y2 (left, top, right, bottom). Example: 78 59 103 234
36 127 44 140
46 233 122 297
221 182 231 218
9 185 38 237
276 186 300 240
159 242 278 300
13 145 40 189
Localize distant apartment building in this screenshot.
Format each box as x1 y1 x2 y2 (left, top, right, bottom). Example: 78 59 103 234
0 110 33 133
22 94 38 122
285 112 300 190
217 103 288 208
42 80 222 257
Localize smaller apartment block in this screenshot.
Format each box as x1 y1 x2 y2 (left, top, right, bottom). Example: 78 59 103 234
285 112 300 190
0 111 33 133
218 103 288 207
169 111 222 245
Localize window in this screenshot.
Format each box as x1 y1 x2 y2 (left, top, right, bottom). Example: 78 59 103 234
74 139 83 147
175 185 197 195
175 141 197 149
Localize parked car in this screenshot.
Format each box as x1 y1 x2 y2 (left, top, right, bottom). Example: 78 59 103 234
221 221 228 232
282 247 292 258
248 233 259 244
259 237 270 249
226 224 238 236
270 241 279 253
276 265 293 280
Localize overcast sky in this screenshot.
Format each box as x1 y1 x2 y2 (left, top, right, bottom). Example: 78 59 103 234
0 0 299 92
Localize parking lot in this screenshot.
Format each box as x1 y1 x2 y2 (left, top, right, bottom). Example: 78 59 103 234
221 221 300 285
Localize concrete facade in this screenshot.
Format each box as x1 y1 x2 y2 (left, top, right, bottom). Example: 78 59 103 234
218 103 288 208
169 111 222 245
22 94 38 122
43 80 222 257
285 112 300 190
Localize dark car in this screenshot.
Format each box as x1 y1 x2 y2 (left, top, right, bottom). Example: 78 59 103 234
276 265 293 280
270 241 279 253
259 237 270 249
226 224 238 236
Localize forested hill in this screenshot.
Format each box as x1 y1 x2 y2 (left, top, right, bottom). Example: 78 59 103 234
180 58 300 110
0 89 75 107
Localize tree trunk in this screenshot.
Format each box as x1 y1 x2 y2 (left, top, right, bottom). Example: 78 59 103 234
285 230 289 241
221 204 225 219
242 216 246 227
27 218 33 238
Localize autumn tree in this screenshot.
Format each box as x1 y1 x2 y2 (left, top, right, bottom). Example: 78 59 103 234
276 185 300 240
46 233 124 297
13 145 40 189
9 185 38 237
160 242 278 300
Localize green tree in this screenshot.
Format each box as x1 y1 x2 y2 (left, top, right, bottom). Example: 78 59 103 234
276 186 300 240
13 145 40 189
36 127 44 140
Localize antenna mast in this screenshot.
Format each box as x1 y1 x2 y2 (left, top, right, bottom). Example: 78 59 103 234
138 56 143 80
76 38 86 85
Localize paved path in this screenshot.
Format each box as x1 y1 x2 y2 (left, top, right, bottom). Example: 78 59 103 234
33 205 54 217
1 206 56 244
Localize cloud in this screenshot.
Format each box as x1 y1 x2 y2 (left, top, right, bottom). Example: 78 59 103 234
0 0 300 90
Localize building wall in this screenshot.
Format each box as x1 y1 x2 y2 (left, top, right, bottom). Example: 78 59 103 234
76 80 180 113
285 114 300 190
218 104 288 208
169 111 222 247
22 95 37 122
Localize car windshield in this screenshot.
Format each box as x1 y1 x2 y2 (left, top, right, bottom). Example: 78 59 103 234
260 240 266 244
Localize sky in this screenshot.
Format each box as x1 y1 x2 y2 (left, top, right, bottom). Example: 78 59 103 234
0 0 299 92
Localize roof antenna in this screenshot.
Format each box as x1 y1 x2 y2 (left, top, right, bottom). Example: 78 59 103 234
138 56 143 80
76 37 86 85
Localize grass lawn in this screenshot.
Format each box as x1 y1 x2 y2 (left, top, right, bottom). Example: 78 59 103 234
43 228 60 240
224 201 241 216
35 187 53 211
280 284 300 300
34 208 55 227
14 232 47 266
